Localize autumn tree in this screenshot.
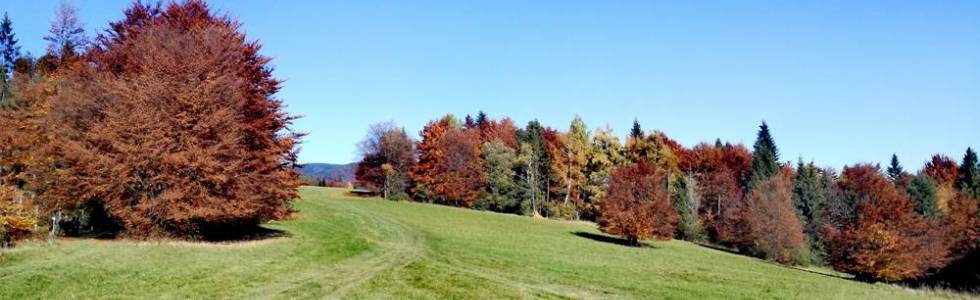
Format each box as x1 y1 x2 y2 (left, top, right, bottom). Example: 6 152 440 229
552 116 589 218
821 164 948 281
581 126 624 220
743 175 807 264
686 142 752 244
38 0 301 238
433 128 485 207
413 116 453 201
43 2 87 67
933 192 980 288
598 161 677 245
355 122 415 200
924 154 959 212
413 116 484 207
750 122 780 186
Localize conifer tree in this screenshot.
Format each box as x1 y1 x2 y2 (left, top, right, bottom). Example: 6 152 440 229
750 122 780 186
907 174 939 217
630 118 643 139
957 148 979 198
0 12 20 105
886 154 905 185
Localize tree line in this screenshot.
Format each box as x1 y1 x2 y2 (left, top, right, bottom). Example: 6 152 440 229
0 1 301 242
356 113 979 284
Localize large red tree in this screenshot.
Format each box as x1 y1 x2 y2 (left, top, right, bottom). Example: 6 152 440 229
39 0 301 238
598 161 677 245
821 165 948 281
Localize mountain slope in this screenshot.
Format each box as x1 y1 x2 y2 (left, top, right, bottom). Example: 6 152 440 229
298 163 355 181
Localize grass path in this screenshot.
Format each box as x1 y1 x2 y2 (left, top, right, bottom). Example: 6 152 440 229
0 187 968 299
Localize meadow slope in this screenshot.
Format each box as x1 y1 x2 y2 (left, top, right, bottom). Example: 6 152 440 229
0 187 962 299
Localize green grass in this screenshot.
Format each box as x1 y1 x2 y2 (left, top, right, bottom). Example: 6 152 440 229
0 187 965 299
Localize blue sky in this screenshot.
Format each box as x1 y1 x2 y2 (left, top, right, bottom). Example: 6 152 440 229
3 1 978 169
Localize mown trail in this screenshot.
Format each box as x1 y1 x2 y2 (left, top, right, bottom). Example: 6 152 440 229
0 187 962 299
255 198 427 299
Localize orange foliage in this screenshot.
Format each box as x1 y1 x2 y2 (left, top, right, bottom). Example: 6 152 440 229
36 0 300 238
924 155 959 186
598 161 677 245
945 193 980 260
742 175 807 264
412 118 484 207
822 164 949 281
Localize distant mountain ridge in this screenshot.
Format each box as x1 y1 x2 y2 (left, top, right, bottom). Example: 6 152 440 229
298 163 356 182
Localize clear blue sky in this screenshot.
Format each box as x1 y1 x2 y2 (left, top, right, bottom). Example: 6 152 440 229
4 1 978 169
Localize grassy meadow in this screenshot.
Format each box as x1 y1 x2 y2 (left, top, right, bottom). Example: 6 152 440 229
0 187 964 299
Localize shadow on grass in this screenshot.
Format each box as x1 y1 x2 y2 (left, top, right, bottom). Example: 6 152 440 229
690 242 854 281
572 231 656 248
198 225 291 243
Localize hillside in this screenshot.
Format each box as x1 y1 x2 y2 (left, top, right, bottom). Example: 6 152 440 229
298 163 356 181
0 187 957 299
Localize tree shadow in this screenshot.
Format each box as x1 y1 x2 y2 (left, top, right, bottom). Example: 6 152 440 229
572 231 656 248
197 225 291 243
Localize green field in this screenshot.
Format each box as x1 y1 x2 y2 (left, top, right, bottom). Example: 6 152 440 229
0 187 961 299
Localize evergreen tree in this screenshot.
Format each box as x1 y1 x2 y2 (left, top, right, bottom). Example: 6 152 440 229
750 122 780 186
630 118 643 139
516 121 551 215
886 154 905 185
0 12 20 105
479 140 520 212
792 160 824 228
957 147 979 198
907 174 939 218
475 111 488 129
672 175 705 241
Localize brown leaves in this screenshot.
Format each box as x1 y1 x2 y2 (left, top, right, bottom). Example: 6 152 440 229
598 161 677 245
33 0 299 238
742 175 807 264
822 164 949 281
412 118 485 207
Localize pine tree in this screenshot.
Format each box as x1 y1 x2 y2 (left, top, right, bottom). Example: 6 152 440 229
907 174 939 217
0 12 20 105
630 118 643 139
750 122 780 186
886 154 904 185
475 111 488 129
957 147 979 198
792 159 823 231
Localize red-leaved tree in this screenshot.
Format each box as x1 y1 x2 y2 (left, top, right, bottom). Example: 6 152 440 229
412 117 485 207
821 164 948 281
742 175 807 264
598 161 677 245
39 0 301 238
